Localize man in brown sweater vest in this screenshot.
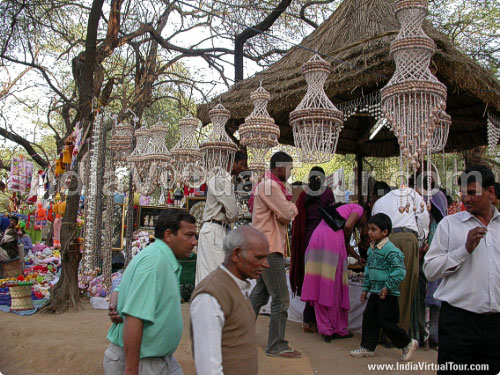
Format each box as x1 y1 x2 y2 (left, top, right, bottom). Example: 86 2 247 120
190 226 270 375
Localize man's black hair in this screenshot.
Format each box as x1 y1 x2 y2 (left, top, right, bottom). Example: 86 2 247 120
154 209 196 239
494 182 500 200
10 216 18 223
368 213 392 233
270 151 293 170
0 181 5 190
372 181 391 198
458 164 495 189
234 151 247 163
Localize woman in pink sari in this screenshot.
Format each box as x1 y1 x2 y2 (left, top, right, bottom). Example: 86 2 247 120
301 203 369 342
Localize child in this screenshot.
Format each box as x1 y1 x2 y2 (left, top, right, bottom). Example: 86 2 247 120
350 213 418 361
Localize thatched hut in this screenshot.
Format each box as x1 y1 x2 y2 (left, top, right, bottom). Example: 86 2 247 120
198 0 500 159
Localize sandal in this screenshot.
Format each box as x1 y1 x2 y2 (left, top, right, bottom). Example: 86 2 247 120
302 323 317 333
266 349 302 359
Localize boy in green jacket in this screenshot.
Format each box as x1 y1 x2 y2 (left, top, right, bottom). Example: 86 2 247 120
350 213 418 361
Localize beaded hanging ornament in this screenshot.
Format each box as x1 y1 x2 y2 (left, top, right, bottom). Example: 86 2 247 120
487 112 500 155
338 91 383 122
200 103 238 177
149 121 175 191
239 82 280 177
170 115 204 188
102 152 114 295
290 54 343 163
381 0 447 172
108 115 135 162
431 110 451 154
82 110 106 277
127 127 158 196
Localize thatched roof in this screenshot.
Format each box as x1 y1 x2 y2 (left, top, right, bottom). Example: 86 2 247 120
198 0 500 157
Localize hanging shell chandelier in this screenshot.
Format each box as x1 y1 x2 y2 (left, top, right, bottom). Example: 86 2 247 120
431 110 451 154
290 54 343 163
239 82 280 177
200 103 238 177
381 0 447 171
170 114 204 187
127 127 158 195
487 112 500 154
148 121 175 191
108 115 135 162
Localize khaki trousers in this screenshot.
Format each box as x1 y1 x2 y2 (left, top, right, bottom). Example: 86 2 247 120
103 343 183 375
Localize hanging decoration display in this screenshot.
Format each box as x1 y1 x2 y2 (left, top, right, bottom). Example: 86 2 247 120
337 90 383 122
290 54 344 163
108 115 135 162
170 115 204 187
82 110 106 277
149 121 175 190
8 157 33 193
431 110 451 154
101 153 114 294
381 0 448 172
239 82 280 177
127 127 156 195
200 103 238 177
487 112 500 154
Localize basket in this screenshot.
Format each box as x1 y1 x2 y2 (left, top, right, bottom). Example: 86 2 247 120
7 283 34 311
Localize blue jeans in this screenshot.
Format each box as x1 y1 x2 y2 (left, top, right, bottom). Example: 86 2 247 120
250 252 290 354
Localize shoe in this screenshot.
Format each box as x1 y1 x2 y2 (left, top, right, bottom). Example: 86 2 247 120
323 335 332 343
401 339 418 361
350 347 375 358
332 332 354 340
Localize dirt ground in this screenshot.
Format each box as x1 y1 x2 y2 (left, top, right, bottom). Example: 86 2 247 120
0 300 438 375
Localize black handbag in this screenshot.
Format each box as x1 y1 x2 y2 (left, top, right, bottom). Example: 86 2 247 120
319 205 346 231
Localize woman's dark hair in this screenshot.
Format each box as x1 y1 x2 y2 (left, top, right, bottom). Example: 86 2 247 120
154 209 196 239
305 166 326 204
308 166 325 191
0 181 5 190
368 213 392 233
9 216 18 224
270 151 293 170
234 151 247 163
458 164 495 189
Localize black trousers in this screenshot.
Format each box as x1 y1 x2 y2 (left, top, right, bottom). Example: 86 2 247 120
361 294 411 351
438 302 500 375
303 301 316 324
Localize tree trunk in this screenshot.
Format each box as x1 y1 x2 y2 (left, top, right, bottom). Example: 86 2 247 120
41 0 105 313
41 174 82 313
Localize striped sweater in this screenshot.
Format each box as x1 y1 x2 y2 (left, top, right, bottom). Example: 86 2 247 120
362 238 406 297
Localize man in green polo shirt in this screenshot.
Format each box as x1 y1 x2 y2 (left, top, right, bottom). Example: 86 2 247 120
103 209 197 375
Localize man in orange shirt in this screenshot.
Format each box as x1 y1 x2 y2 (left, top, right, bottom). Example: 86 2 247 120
249 151 299 358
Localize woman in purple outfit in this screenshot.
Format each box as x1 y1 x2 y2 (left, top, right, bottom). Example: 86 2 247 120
301 203 369 342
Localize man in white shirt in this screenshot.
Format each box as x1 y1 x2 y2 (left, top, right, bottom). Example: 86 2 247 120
190 226 270 375
195 151 246 285
424 165 500 375
372 186 429 337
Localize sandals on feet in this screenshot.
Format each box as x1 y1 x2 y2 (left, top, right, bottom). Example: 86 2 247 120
302 323 317 333
266 349 302 359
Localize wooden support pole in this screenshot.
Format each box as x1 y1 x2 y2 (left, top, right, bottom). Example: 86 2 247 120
356 153 364 204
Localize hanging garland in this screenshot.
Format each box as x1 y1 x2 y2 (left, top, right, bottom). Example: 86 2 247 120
82 110 106 277
337 90 383 122
102 151 114 294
